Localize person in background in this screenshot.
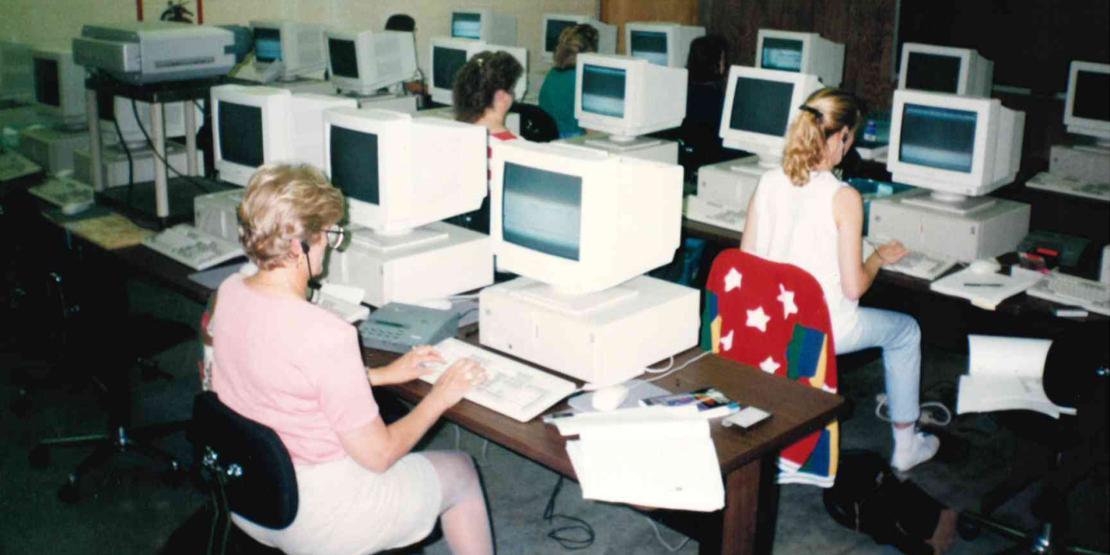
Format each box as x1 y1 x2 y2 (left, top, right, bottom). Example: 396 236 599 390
211 164 494 554
740 88 941 474
680 35 730 175
450 51 523 234
538 24 599 139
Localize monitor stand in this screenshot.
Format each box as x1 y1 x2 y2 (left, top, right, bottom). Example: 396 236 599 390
325 221 493 307
194 188 247 243
479 275 700 385
558 132 678 164
900 192 997 215
17 126 89 175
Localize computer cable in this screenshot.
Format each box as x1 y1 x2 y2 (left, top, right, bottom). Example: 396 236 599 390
543 475 595 550
644 517 691 552
110 116 136 208
874 393 953 427
129 98 212 194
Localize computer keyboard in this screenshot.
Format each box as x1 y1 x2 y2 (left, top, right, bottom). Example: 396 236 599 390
420 338 577 422
881 249 960 281
1026 171 1110 202
1026 271 1110 316
684 195 746 232
0 150 40 182
142 224 245 271
27 176 94 214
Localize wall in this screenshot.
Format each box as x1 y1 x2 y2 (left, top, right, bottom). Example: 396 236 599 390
0 0 600 82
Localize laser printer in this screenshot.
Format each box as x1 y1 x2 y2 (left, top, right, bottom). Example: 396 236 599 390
73 22 235 84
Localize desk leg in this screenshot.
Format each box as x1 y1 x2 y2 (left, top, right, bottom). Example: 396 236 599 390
718 457 780 555
151 102 168 220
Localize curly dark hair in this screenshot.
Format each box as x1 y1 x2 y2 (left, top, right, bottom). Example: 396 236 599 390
452 51 523 124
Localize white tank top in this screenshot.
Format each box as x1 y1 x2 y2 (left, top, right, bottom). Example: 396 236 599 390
750 168 859 337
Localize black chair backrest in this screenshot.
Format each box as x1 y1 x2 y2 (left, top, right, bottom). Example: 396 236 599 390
385 14 416 32
509 102 561 143
191 391 298 529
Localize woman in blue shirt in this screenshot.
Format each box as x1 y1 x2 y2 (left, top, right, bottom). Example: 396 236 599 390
538 24 599 139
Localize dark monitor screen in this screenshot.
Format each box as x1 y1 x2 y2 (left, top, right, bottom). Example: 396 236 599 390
761 38 804 72
33 58 59 107
329 126 380 205
898 104 977 173
630 31 668 66
581 64 625 118
452 12 482 40
502 162 582 261
218 102 263 168
328 38 359 78
905 52 962 93
254 28 282 63
433 46 468 90
1073 70 1110 122
545 19 578 53
729 77 793 137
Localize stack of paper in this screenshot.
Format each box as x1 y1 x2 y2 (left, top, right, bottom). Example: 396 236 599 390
957 335 1075 419
930 265 1042 310
554 405 724 512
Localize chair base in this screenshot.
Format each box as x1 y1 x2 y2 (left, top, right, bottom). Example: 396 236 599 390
958 512 1108 555
30 422 186 503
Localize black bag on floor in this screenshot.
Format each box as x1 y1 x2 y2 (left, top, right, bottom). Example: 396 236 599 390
823 449 948 555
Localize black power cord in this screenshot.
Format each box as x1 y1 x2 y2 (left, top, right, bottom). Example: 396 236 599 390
542 476 595 550
129 98 211 195
110 115 135 208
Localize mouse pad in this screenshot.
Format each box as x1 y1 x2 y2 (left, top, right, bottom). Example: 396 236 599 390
567 379 671 413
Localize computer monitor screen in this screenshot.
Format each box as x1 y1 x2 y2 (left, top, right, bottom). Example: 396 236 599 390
328 38 358 78
502 163 582 261
904 52 961 93
330 126 379 205
898 104 977 173
432 45 468 91
629 31 668 67
218 102 263 168
760 37 803 72
254 28 282 63
729 77 793 137
33 58 59 107
452 12 482 40
545 19 578 54
580 64 625 118
1064 61 1110 140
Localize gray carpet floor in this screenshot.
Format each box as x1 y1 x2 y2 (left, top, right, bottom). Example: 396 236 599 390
1 279 1107 554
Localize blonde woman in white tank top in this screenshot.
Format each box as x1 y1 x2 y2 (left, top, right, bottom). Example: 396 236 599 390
741 89 939 473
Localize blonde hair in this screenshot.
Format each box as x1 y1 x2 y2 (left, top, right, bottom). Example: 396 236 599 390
237 164 345 270
782 88 862 186
553 24 599 70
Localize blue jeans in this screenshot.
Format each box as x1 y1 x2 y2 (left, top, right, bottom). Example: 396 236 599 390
835 307 922 424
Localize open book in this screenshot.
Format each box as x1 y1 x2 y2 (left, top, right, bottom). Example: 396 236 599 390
956 335 1076 418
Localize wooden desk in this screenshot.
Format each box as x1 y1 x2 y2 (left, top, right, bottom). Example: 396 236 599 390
366 344 844 555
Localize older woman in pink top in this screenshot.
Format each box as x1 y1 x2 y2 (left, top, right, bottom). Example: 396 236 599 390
209 164 493 555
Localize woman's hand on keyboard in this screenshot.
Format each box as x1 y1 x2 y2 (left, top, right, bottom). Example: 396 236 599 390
428 359 488 410
368 345 444 386
875 240 908 265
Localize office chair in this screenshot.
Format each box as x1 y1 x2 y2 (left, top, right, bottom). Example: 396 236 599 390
958 331 1109 554
509 102 560 143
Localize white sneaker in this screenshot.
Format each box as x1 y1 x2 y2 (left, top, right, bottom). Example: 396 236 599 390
891 431 940 473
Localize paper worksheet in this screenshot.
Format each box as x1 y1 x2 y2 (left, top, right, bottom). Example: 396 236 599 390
957 335 1075 418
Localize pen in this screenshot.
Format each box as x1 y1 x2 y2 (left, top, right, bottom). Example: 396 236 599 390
964 283 1003 287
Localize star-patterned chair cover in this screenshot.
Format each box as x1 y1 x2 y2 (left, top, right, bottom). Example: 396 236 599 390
701 249 839 487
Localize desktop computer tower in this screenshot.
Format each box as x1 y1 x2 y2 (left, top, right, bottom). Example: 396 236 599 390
325 221 493 307
17 127 89 174
194 188 246 243
868 189 1031 262
558 132 679 165
74 143 202 188
479 275 700 385
696 156 761 209
1050 144 1110 184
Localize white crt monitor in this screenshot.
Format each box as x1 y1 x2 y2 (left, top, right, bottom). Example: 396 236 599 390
450 9 517 46
624 22 705 68
898 42 994 97
428 38 528 105
490 141 683 296
324 107 487 235
887 89 1025 207
31 46 86 129
719 65 822 165
541 14 617 61
1 41 33 101
251 20 327 81
326 29 417 95
211 84 294 186
575 53 687 140
756 29 845 88
1063 61 1110 142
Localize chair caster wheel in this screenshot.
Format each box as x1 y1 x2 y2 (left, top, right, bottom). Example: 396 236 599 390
58 479 79 504
957 514 981 541
29 445 49 468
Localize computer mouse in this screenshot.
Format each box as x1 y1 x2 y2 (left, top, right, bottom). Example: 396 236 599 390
967 258 1002 275
590 384 630 412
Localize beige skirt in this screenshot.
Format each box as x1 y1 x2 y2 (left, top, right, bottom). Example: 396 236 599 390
232 453 442 555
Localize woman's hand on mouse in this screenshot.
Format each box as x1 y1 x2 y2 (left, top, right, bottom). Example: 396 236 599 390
428 359 487 410
367 345 444 386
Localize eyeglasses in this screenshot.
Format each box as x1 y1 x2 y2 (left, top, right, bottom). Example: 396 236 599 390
325 225 347 251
